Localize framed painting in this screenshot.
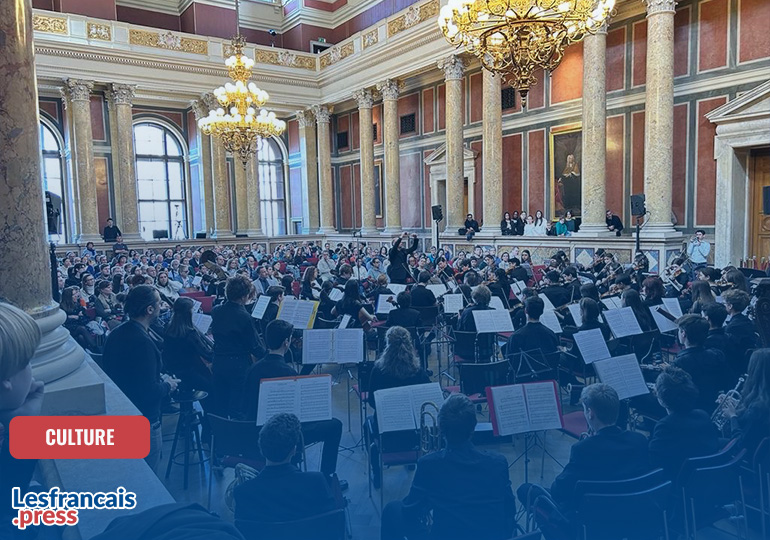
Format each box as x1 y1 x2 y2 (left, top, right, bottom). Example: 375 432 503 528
549 124 582 218
374 159 384 218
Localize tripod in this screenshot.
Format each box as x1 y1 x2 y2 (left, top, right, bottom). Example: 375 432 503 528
172 205 184 239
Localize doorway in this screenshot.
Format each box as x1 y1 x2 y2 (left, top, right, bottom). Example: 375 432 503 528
749 148 770 260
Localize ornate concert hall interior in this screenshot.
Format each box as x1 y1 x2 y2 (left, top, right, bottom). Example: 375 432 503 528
1 0 769 538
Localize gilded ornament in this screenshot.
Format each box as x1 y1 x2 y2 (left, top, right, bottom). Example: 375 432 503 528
87 22 111 41
388 0 439 37
32 15 68 35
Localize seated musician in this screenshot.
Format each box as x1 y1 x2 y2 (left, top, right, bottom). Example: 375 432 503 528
579 282 605 310
561 267 581 302
241 320 343 480
723 289 758 374
723 349 770 455
411 271 437 308
541 270 570 308
702 302 730 358
576 298 610 340
261 285 284 331
621 289 656 332
387 292 420 334
512 287 538 330
487 269 511 309
435 257 454 283
517 384 650 540
612 273 632 295
332 280 375 328
457 270 480 308
381 395 516 540
673 314 734 413
233 412 338 523
641 276 665 308
648 366 719 479
317 281 337 320
368 274 394 301
457 284 493 333
506 296 559 359
507 257 529 284
335 264 353 288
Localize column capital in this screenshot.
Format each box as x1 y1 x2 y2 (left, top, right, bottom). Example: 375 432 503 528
191 99 209 121
296 109 315 128
106 83 136 107
376 79 401 101
311 104 332 124
438 55 466 81
644 0 677 16
353 88 375 109
200 92 219 112
64 79 94 102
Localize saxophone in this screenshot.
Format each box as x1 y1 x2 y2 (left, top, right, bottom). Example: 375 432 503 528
711 376 745 434
420 402 442 455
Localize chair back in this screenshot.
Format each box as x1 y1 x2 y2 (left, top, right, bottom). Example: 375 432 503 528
236 508 346 540
452 329 494 362
199 295 215 314
314 317 338 329
207 413 263 466
415 305 439 327
357 361 375 394
459 360 510 396
574 468 667 499
180 291 206 299
676 438 739 485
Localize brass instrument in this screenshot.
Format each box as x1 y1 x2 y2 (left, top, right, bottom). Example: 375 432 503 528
711 376 745 434
420 402 442 455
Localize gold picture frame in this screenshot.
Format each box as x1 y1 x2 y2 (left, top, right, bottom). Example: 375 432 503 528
549 123 582 219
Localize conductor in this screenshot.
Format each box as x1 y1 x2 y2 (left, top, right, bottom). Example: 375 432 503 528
388 232 419 285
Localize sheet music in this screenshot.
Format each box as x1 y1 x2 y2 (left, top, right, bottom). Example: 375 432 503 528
604 307 643 338
256 379 298 425
443 294 463 314
374 387 418 432
407 383 445 428
540 311 563 334
278 297 297 322
376 294 396 314
593 354 650 399
302 329 334 364
339 314 352 328
488 384 530 436
473 309 514 333
251 295 271 319
256 375 332 425
192 299 202 313
601 297 623 310
292 300 318 329
192 313 212 335
297 376 333 423
447 280 458 292
662 298 683 318
523 381 563 432
573 328 611 363
389 283 407 295
426 284 448 297
567 303 583 327
333 329 364 363
510 281 527 300
191 276 202 286
650 306 679 333
328 288 344 302
489 296 506 310
541 294 556 312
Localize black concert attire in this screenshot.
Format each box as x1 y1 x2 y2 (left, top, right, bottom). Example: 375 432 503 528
233 463 336 523
457 304 492 333
605 214 624 236
514 218 525 236
388 237 419 284
243 354 343 477
508 266 529 284
541 284 570 308
382 441 515 540
730 403 770 455
501 219 515 236
464 218 480 241
563 279 581 304
261 302 279 333
579 319 611 341
648 409 720 478
725 313 758 373
369 285 395 302
162 328 214 395
103 224 122 242
410 284 437 308
455 304 494 359
673 346 735 413
300 280 320 301
705 327 731 360
210 301 265 417
487 281 511 309
334 299 366 327
505 322 559 379
318 290 336 320
387 306 420 332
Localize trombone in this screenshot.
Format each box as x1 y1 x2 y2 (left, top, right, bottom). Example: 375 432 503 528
420 402 442 455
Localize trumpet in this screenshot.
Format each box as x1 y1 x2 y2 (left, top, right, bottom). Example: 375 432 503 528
420 402 442 455
711 376 745 433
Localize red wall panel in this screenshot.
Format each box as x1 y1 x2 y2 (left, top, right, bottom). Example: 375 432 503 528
39 101 59 123
605 115 625 220
423 88 435 134
527 69 546 110
287 120 299 155
502 133 523 215
550 41 583 104
527 130 545 213
470 141 483 222
58 0 116 20
398 93 419 139
33 0 54 9
739 0 770 63
117 6 180 31
337 114 350 151
90 95 105 142
606 27 626 92
372 104 383 146
631 111 645 195
351 111 360 151
698 0 729 72
437 84 445 131
399 153 422 228
674 6 691 77
187 110 198 152
632 20 648 87
469 72 483 124
180 4 195 34
193 3 237 40
339 165 352 229
695 97 727 225
240 27 282 48
672 103 688 226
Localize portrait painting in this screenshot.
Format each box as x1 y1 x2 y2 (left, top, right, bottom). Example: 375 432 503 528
374 160 383 218
549 125 582 218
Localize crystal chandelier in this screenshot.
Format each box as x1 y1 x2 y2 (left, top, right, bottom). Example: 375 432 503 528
438 0 615 105
198 1 286 166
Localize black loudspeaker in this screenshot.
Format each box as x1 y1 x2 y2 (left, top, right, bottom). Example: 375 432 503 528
763 186 770 214
431 205 443 221
45 191 62 235
195 232 207 239
630 194 646 216
152 229 169 240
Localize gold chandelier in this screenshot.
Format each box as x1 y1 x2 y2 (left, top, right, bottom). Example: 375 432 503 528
438 0 615 105
198 1 285 166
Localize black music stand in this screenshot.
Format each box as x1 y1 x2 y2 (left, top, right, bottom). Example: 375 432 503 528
508 349 556 384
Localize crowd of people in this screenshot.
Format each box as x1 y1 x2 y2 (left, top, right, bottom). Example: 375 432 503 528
460 209 625 241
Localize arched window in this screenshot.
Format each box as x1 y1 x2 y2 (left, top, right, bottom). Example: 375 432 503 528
40 121 67 241
134 122 188 241
257 137 287 236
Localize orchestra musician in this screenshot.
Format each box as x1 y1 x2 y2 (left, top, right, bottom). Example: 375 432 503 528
541 270 570 308
388 233 419 285
411 271 438 308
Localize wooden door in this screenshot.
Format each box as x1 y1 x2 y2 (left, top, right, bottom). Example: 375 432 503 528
749 148 770 260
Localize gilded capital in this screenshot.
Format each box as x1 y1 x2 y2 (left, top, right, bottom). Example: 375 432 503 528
376 79 401 101
200 92 219 112
296 110 315 128
353 89 375 109
191 99 209 121
106 83 136 107
312 105 332 124
64 79 94 102
645 0 677 16
438 55 465 81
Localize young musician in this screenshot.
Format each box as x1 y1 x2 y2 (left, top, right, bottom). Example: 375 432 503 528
723 289 758 374
506 296 559 359
411 271 438 308
687 229 711 267
541 270 570 308
723 349 770 455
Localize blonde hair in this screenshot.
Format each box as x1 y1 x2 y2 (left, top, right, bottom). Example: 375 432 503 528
375 326 420 379
0 303 41 380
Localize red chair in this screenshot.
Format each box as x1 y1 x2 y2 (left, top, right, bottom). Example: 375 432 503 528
291 280 301 298
198 295 215 314
84 307 97 320
181 291 206 299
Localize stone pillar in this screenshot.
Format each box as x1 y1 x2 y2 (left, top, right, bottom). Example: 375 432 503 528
643 0 678 236
312 104 337 234
377 79 401 233
297 110 319 234
233 158 249 235
246 156 263 236
193 98 215 235
354 89 377 234
439 56 466 232
106 84 142 242
65 78 101 243
481 70 502 236
0 0 100 410
577 27 611 236
211 138 234 238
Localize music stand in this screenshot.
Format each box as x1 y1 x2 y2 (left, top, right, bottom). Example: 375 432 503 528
508 348 555 384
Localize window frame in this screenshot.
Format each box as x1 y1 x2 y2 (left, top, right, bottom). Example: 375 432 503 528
40 117 69 242
257 136 289 237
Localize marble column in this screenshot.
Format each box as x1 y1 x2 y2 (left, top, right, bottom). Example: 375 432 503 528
481 70 502 235
439 56 466 232
643 0 678 236
211 138 234 238
246 156 263 236
233 157 249 235
193 98 215 235
106 84 142 242
577 26 611 236
354 89 377 234
65 78 101 243
376 79 401 233
297 110 320 234
312 104 337 234
0 0 96 408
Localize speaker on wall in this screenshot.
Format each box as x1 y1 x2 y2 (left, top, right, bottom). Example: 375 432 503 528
763 186 770 214
431 205 443 221
630 194 646 216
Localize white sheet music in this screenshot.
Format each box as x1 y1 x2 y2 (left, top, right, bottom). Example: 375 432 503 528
297 376 333 422
487 381 562 436
328 288 344 302
524 381 564 432
302 329 364 364
443 294 463 314
593 354 650 399
489 296 506 310
191 276 202 287
488 384 530 436
374 383 444 433
192 299 202 313
426 284 448 297
604 307 643 338
473 309 514 333
510 281 527 300
389 283 407 295
407 383 445 428
540 311 563 334
278 298 318 329
573 328 611 363
567 303 583 327
339 314 352 328
333 329 365 363
650 306 679 333
447 280 458 292
192 313 212 335
257 379 296 425
251 295 271 319
256 375 332 426
541 294 556 312
662 298 683 318
601 297 623 310
376 294 396 314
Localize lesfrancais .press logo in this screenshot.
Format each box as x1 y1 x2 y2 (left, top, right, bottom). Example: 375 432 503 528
11 486 137 530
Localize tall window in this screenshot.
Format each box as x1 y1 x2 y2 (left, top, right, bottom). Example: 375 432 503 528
134 122 187 241
40 121 66 241
258 137 287 236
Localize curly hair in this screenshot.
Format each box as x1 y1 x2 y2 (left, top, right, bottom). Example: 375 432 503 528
258 413 302 462
375 326 420 379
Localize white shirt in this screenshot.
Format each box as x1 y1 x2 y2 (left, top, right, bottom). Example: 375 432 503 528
523 223 537 236
533 219 547 236
687 240 711 264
